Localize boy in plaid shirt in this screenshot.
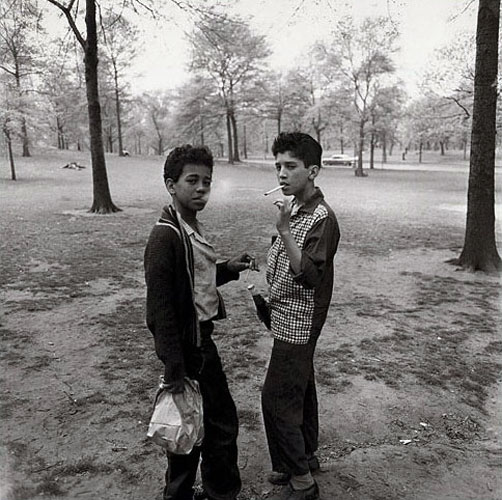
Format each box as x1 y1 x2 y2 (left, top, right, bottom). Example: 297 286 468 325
262 132 340 500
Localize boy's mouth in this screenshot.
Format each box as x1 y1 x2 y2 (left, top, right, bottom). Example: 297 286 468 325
192 197 207 204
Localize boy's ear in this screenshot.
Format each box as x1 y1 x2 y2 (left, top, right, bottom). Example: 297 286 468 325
308 165 320 180
165 178 176 195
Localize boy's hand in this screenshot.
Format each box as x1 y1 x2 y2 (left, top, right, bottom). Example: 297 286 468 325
162 378 185 394
227 253 258 273
274 199 292 235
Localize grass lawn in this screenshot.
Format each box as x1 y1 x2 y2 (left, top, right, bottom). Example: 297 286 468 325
1 148 501 500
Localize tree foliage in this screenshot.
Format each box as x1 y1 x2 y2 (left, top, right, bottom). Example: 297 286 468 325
316 16 399 175
190 12 270 163
0 0 44 157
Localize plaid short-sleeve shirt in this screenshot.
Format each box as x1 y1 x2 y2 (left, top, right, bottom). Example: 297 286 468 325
266 188 339 344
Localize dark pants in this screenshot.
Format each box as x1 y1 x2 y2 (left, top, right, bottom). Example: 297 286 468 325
261 333 319 477
164 322 241 500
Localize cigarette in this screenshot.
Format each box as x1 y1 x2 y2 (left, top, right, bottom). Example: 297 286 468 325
263 185 283 196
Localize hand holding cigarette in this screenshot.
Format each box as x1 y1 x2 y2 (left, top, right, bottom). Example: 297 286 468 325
263 185 283 196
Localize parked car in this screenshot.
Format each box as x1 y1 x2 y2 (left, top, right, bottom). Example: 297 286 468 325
323 153 357 166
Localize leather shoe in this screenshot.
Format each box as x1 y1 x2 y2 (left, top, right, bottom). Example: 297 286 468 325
267 455 320 485
267 471 291 486
267 481 320 500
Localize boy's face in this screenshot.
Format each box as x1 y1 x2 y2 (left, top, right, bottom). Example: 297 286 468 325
166 163 212 214
274 151 316 197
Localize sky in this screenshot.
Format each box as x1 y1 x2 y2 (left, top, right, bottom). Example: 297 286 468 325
129 0 477 96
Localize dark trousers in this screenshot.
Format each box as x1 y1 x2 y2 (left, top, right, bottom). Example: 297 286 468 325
164 323 241 500
261 334 319 477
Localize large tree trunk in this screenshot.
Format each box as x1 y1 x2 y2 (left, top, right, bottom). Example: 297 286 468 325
84 0 120 213
451 0 501 272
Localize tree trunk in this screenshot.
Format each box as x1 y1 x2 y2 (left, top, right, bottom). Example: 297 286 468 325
418 142 423 163
200 112 204 146
57 116 63 149
21 118 30 157
243 124 247 159
369 132 375 169
452 0 501 272
264 125 269 159
382 132 387 163
85 0 120 213
315 128 321 144
226 109 233 164
113 65 124 157
4 128 16 180
14 63 31 158
354 119 366 177
230 110 240 162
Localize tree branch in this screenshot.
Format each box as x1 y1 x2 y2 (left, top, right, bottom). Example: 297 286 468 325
446 96 471 118
45 0 86 49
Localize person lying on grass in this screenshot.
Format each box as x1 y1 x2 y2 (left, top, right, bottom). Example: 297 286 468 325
144 144 254 500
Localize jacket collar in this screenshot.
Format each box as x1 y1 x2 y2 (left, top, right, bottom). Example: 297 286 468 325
292 187 324 215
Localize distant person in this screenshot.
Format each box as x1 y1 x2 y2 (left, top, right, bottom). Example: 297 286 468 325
262 132 340 500
144 144 254 500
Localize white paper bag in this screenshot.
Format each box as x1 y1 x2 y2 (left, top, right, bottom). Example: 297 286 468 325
147 378 204 454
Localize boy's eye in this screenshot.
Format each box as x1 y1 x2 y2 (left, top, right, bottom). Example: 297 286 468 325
203 180 212 187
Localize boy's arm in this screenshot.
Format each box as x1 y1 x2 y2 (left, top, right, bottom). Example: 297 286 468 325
215 253 252 286
291 216 340 289
275 199 302 273
275 200 340 289
144 228 186 392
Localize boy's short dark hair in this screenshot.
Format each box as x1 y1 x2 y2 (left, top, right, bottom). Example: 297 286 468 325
163 144 214 183
271 132 322 168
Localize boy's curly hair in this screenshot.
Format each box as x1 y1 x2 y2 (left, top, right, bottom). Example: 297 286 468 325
163 144 214 183
271 132 322 168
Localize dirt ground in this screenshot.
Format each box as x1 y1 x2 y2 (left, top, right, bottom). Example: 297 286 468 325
1 149 501 500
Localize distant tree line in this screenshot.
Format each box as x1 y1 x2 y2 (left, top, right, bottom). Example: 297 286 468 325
1 1 485 172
